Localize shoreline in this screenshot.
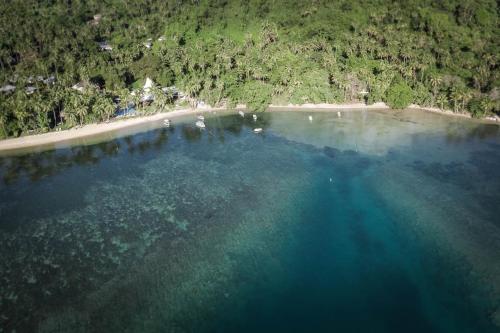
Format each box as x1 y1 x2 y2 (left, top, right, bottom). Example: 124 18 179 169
0 102 497 153
268 102 390 110
407 104 472 119
0 107 222 154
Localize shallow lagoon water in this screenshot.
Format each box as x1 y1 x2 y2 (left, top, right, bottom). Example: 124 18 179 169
0 110 499 332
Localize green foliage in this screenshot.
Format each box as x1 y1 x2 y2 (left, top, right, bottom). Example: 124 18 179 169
385 81 414 109
238 81 272 112
467 96 495 117
412 82 432 107
467 98 483 117
0 0 498 137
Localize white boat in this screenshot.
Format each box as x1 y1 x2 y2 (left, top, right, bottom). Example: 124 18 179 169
238 111 245 117
197 115 205 121
253 128 263 133
337 111 341 118
253 114 257 121
195 120 206 129
308 115 313 122
163 119 170 127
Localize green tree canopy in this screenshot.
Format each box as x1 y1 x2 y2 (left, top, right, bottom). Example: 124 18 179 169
385 81 414 109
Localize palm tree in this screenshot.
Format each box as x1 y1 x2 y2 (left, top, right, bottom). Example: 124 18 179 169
482 53 497 69
114 88 130 109
183 79 202 107
0 109 7 138
473 66 488 91
94 95 116 121
436 94 447 110
480 98 494 117
450 88 462 112
130 91 142 112
400 65 414 83
459 90 473 112
32 94 50 133
151 86 169 112
215 79 225 105
429 75 442 105
416 62 429 81
10 97 29 135
50 85 67 127
68 92 88 126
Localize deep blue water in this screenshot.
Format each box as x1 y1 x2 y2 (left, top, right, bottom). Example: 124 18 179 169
0 110 499 333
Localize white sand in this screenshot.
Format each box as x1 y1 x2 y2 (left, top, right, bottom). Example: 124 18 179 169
0 108 217 152
269 102 389 110
406 104 473 119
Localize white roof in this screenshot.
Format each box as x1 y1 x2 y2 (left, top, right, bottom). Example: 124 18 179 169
143 77 154 91
43 76 55 85
98 41 113 50
140 78 155 102
26 86 37 94
0 85 16 92
72 82 85 92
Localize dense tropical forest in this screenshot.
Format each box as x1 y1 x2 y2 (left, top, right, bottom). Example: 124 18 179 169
0 0 498 138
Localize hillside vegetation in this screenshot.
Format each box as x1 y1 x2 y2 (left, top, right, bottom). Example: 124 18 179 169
0 0 498 138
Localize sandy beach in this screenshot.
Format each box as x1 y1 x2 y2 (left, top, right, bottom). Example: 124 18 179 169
0 107 218 153
268 102 390 110
0 102 497 154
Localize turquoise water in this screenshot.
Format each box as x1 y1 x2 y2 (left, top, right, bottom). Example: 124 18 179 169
0 110 499 332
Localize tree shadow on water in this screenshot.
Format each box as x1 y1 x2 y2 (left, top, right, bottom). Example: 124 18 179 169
0 129 172 185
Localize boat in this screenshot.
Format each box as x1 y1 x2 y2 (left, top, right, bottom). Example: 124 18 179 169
253 114 257 121
337 111 341 118
195 120 206 129
253 128 263 133
197 115 205 121
238 111 245 117
163 119 170 127
308 115 313 122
